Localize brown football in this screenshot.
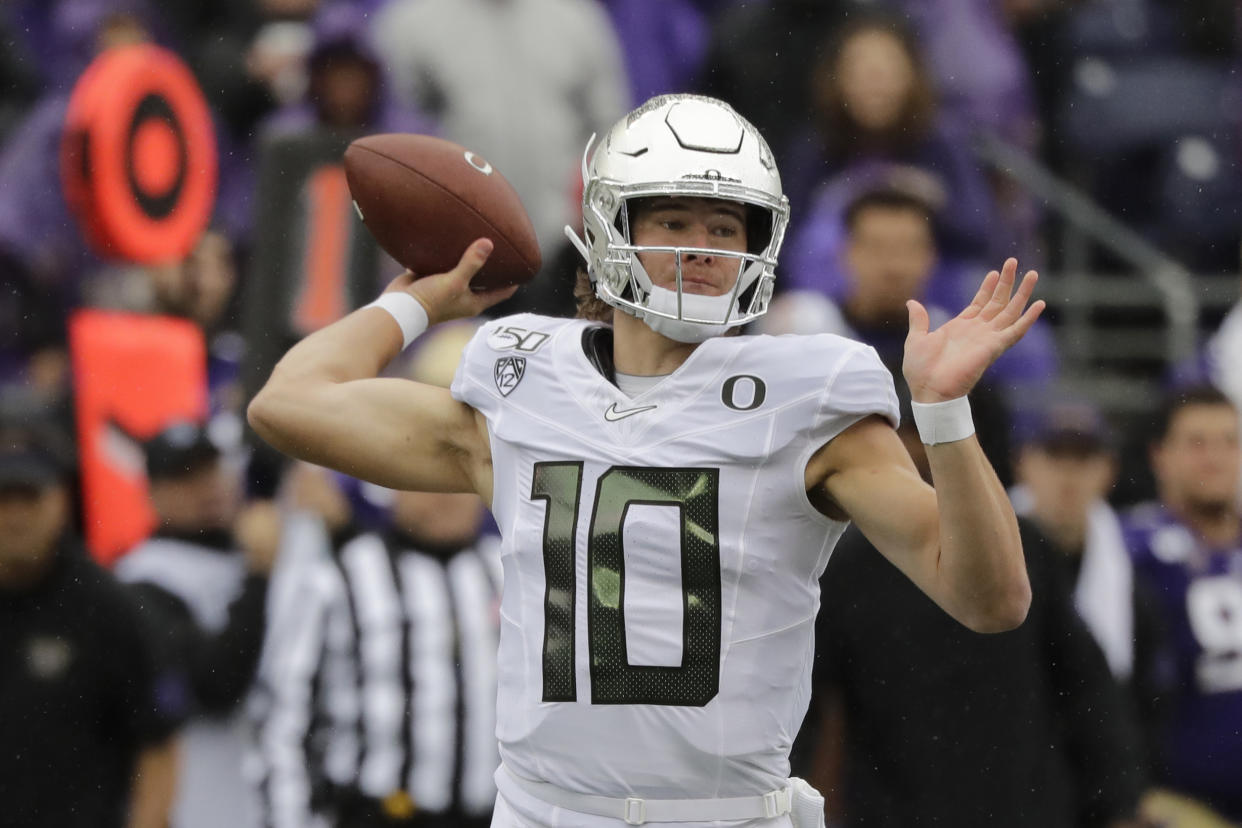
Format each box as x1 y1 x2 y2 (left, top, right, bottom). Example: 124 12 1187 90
344 133 541 290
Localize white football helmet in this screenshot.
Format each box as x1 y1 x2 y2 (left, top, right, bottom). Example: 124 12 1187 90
565 94 790 342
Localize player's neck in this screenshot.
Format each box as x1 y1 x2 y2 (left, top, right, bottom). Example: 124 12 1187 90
611 309 700 376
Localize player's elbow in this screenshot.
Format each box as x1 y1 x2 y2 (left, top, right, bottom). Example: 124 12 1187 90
246 388 278 442
962 578 1032 633
247 381 295 449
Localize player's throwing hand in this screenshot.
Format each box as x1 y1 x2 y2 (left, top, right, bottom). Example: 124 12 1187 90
902 257 1044 404
388 238 519 326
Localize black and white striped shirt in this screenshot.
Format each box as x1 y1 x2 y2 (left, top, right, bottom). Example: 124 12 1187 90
253 526 502 828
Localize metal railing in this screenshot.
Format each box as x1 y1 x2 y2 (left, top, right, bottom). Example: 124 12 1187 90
975 136 1201 368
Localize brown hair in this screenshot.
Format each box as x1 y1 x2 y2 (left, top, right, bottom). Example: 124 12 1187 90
811 15 937 160
574 267 613 322
1152 384 1237 444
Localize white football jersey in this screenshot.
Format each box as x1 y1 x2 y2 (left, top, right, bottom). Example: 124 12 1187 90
451 314 898 800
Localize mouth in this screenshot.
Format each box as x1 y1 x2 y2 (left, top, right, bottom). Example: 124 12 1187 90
677 275 719 293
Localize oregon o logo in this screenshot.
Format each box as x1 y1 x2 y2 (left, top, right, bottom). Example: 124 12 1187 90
722 375 766 411
465 151 493 175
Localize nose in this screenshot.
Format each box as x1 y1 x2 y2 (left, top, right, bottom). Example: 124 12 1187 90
681 224 713 262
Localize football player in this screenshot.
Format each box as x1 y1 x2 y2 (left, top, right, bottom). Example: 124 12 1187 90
249 94 1043 827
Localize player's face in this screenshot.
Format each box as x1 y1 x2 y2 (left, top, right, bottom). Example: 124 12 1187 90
630 197 749 297
836 29 916 131
845 206 936 319
0 484 69 570
1017 447 1114 540
1152 404 1241 512
149 459 239 532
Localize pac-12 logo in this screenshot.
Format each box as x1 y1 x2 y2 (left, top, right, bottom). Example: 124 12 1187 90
494 357 526 396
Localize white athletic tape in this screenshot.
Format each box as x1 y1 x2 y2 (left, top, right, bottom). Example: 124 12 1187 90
365 293 429 350
911 396 975 445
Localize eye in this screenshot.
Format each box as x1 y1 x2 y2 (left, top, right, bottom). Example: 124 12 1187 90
659 219 686 231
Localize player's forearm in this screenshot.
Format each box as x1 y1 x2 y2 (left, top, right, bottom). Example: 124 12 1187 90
925 436 1031 632
269 306 405 388
249 307 404 447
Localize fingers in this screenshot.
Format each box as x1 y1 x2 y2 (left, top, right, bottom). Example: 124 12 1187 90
470 283 520 313
980 257 1018 321
993 269 1039 328
960 269 1000 319
1001 298 1046 347
906 299 930 338
450 238 495 287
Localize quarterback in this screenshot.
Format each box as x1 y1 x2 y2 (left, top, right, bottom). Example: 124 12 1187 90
250 95 1043 827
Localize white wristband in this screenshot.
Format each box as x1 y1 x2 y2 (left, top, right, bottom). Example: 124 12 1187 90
910 396 975 445
364 293 429 349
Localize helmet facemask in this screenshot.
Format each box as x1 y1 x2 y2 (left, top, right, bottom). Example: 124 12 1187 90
565 95 790 343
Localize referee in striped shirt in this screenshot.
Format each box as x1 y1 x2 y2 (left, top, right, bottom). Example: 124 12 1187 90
252 323 500 828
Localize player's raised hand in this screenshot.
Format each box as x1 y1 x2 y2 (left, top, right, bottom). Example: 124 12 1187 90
390 238 519 326
902 257 1045 403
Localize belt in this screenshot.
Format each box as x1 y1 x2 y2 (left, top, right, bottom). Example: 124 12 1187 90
502 764 792 825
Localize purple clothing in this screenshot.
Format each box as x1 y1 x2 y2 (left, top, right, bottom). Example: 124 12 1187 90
600 0 708 105
259 100 433 140
896 0 1039 150
1122 503 1242 822
761 291 1057 432
781 123 996 264
781 154 994 315
248 2 438 239
260 1 436 138
41 0 168 92
0 96 98 291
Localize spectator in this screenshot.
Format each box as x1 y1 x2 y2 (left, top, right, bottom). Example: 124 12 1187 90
252 321 501 828
0 1 248 394
759 182 1057 435
780 15 998 309
370 0 628 263
0 395 185 828
115 419 282 828
85 230 249 457
0 0 163 394
260 1 432 139
1010 400 1168 767
1122 385 1242 823
795 381 1149 828
784 15 995 234
697 0 873 165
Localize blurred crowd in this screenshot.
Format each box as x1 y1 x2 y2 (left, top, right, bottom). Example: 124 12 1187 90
1 0 1242 827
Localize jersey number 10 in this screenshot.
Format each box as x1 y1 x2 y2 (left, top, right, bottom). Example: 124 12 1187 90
530 463 721 707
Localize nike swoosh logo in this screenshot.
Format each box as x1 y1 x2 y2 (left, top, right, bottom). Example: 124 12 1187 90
604 403 658 422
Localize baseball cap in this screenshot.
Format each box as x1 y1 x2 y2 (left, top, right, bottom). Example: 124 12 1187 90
1023 400 1111 455
143 419 220 480
0 394 75 489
